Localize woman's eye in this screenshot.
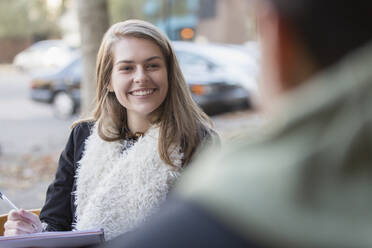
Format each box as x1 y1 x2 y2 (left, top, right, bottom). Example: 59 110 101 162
119 66 132 71
147 64 159 70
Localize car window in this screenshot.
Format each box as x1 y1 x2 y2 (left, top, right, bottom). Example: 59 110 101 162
175 50 214 75
201 45 258 69
70 60 82 78
176 51 208 66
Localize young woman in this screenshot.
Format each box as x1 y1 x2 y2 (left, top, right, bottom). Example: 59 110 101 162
4 20 217 240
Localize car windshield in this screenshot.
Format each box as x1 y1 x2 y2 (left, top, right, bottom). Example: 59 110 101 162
31 40 68 49
174 42 259 71
200 44 258 69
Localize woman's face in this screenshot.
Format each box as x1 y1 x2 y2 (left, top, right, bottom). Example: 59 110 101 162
109 37 169 118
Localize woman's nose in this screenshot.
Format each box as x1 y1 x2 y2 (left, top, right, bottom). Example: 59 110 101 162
133 66 148 83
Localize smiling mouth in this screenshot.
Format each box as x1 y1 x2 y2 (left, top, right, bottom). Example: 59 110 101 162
128 88 157 96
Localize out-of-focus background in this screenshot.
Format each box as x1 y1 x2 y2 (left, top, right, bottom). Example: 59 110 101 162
0 0 263 214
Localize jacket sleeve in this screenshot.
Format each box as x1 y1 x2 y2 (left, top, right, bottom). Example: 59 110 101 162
39 122 91 231
100 197 261 248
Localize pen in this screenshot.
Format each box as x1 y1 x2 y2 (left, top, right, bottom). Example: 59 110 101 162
0 191 19 210
0 191 38 231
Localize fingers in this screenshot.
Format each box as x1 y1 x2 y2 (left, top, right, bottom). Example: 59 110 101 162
4 219 35 235
19 210 41 226
4 209 42 236
8 210 30 224
20 210 42 232
7 210 24 221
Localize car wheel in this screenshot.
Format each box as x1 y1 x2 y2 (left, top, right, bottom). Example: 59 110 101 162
53 91 75 119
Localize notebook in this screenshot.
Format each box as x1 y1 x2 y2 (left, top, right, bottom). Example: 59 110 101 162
0 228 104 248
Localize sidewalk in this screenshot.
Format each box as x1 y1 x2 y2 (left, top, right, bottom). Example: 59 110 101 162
0 152 60 214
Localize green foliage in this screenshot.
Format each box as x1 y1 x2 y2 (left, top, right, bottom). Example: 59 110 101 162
170 0 190 16
0 0 195 39
0 0 60 39
108 0 149 24
108 0 192 24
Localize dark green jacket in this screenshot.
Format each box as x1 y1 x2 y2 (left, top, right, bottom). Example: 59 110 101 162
177 41 372 247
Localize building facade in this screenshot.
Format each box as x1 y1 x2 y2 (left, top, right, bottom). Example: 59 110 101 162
196 0 256 44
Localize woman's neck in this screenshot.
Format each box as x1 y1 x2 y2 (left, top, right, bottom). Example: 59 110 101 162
127 112 151 135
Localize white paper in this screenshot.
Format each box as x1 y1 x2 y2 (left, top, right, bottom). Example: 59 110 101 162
0 228 104 248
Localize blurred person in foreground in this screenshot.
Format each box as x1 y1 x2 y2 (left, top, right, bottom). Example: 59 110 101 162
98 0 372 247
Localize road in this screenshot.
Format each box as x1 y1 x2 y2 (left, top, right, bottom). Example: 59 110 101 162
0 65 263 214
0 66 71 156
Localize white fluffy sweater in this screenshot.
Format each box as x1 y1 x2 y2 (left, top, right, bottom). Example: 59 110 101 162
73 125 183 240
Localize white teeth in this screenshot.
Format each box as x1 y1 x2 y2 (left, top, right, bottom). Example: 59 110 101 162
131 89 155 96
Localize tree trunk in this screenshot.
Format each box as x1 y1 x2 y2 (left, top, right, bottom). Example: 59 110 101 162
77 0 109 116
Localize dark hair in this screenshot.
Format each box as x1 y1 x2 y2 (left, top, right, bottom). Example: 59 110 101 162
267 0 372 68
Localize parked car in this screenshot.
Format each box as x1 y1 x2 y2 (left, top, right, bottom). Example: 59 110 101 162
30 56 81 119
173 41 260 105
13 40 77 75
30 42 259 119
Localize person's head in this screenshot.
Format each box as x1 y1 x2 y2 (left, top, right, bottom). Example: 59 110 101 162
92 19 211 166
256 0 372 105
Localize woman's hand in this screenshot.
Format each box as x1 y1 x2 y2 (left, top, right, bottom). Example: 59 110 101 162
4 209 42 236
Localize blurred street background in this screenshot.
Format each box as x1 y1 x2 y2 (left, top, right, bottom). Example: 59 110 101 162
0 0 263 214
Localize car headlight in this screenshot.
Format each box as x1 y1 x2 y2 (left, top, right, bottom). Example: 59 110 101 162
189 84 219 95
30 79 52 89
190 84 206 95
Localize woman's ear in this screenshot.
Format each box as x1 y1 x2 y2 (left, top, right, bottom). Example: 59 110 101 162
256 0 316 107
276 13 319 92
256 0 282 109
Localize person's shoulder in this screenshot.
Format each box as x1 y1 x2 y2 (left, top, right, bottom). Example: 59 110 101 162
73 120 94 131
71 120 95 142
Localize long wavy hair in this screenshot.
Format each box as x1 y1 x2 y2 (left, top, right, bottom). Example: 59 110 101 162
75 19 212 166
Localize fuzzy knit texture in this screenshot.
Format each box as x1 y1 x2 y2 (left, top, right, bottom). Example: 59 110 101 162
73 124 183 241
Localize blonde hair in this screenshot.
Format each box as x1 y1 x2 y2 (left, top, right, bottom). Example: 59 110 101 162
75 19 212 166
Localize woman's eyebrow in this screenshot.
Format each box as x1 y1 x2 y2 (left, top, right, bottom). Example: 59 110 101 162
145 56 162 62
115 60 134 65
115 56 163 65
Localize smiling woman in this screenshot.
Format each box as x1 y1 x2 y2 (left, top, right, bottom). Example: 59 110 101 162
3 20 218 241
109 37 169 127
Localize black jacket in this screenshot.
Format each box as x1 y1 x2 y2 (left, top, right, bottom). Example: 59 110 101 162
39 122 93 231
39 122 217 231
